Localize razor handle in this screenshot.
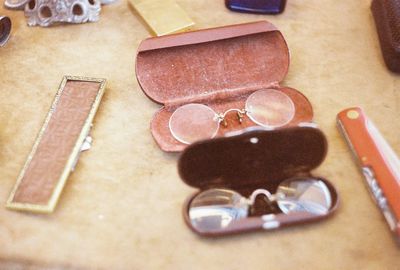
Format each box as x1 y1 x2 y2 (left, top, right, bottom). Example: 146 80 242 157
337 107 400 242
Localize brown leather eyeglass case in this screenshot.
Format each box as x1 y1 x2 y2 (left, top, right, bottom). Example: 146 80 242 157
178 127 339 236
135 21 314 152
371 0 400 73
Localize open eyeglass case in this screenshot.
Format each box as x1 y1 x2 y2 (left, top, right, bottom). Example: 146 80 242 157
135 20 314 152
178 127 339 236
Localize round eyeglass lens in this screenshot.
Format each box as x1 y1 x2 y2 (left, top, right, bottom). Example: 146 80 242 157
169 103 219 144
245 89 295 128
276 179 332 215
189 189 249 233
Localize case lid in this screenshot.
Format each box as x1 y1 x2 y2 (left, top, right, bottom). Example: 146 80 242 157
178 127 327 190
136 20 290 105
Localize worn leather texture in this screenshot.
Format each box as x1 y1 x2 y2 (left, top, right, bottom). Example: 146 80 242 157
0 0 400 269
371 0 400 73
136 21 314 152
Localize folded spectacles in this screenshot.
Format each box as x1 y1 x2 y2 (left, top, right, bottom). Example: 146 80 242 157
188 178 332 233
169 89 295 144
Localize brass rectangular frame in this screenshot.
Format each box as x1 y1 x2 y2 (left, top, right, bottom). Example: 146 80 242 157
6 76 107 214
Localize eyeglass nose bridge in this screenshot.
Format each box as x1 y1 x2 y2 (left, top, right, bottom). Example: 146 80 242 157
217 108 247 127
249 189 274 205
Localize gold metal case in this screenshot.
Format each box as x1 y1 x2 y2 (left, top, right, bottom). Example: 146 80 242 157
7 76 106 213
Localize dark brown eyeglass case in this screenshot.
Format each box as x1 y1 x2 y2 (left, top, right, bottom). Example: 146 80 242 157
178 126 339 236
371 0 400 73
135 21 314 152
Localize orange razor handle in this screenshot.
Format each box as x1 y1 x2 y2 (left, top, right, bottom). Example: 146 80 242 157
337 107 400 241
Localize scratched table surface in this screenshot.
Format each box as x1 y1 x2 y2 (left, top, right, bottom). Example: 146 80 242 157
1 0 400 269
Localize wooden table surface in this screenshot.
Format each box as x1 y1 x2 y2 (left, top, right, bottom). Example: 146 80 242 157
1 0 400 269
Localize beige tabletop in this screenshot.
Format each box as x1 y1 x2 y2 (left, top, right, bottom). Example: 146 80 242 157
1 0 400 269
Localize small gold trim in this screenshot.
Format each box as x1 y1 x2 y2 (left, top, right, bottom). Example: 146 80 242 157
6 76 107 213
